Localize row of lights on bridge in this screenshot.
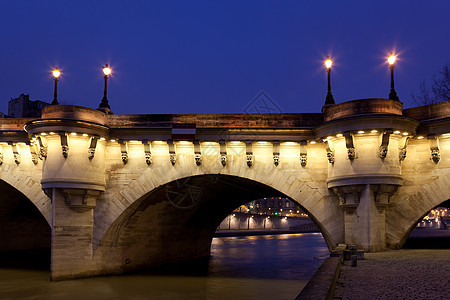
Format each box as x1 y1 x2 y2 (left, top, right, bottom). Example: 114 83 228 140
49 53 401 113
30 129 446 147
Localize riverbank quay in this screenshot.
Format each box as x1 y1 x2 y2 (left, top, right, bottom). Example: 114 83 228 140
333 249 450 299
296 257 341 300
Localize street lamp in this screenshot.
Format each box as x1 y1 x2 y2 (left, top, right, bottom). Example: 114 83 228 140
324 56 335 107
388 53 399 101
98 64 112 113
51 68 61 105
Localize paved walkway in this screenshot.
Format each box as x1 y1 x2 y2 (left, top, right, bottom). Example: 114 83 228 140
333 249 450 299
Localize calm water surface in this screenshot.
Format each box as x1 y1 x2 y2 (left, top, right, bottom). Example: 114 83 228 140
0 233 328 300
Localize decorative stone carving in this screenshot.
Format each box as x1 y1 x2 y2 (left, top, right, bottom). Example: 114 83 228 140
170 153 176 165
378 130 392 159
398 148 407 162
14 153 20 164
88 148 95 160
61 145 69 158
37 137 47 160
31 152 38 164
220 153 227 166
300 154 307 167
145 153 152 165
60 134 69 158
121 152 128 164
88 137 98 160
62 188 102 212
379 146 388 159
326 150 335 164
273 154 280 166
347 147 356 160
194 153 202 166
344 133 356 160
39 146 47 160
246 154 253 167
143 140 152 165
331 185 364 212
431 149 440 163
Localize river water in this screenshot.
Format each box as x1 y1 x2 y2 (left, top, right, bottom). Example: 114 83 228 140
0 233 328 300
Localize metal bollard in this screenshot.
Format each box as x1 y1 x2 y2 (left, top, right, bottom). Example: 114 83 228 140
351 255 357 267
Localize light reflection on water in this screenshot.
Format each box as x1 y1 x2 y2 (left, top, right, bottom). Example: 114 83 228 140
0 233 328 300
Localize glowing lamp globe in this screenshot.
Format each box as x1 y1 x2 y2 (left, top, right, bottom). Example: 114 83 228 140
325 57 332 69
388 53 396 65
52 68 61 78
103 65 111 76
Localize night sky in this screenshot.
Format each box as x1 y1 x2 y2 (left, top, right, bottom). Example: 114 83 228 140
1 1 449 115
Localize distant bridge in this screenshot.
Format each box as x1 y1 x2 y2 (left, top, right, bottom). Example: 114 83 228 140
0 98 449 280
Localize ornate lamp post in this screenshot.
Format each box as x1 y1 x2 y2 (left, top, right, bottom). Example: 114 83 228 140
51 68 61 105
98 64 112 113
388 53 399 101
324 56 335 106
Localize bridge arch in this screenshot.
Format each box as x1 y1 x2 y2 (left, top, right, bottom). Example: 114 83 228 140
387 173 450 249
93 155 343 275
0 163 51 225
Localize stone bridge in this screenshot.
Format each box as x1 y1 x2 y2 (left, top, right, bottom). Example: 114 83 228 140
0 98 449 280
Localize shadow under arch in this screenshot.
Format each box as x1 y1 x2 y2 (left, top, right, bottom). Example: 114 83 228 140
93 174 336 275
0 180 51 269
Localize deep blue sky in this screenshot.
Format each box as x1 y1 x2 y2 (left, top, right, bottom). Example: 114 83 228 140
1 1 449 115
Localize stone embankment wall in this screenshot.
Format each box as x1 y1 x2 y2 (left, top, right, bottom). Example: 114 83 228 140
216 213 316 231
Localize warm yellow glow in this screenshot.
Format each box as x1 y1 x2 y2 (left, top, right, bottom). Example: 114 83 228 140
257 141 268 144
371 130 378 133
325 56 332 69
327 136 333 140
129 140 140 144
52 68 61 78
82 133 89 137
282 142 297 146
177 141 191 144
41 133 47 136
388 53 396 65
417 136 424 139
110 139 116 142
100 137 106 141
394 130 401 134
70 132 77 136
358 130 365 134
336 133 343 138
230 141 242 144
152 140 164 143
403 132 408 136
49 132 56 135
103 64 111 76
310 141 316 144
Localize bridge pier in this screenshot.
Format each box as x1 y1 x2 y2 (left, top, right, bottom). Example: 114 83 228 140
50 188 98 280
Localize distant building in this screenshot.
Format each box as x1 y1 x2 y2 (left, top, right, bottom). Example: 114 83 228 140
7 94 50 118
235 197 308 217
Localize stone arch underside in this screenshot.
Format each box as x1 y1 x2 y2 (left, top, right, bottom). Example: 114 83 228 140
92 169 343 275
386 171 450 249
0 179 51 252
0 164 51 225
